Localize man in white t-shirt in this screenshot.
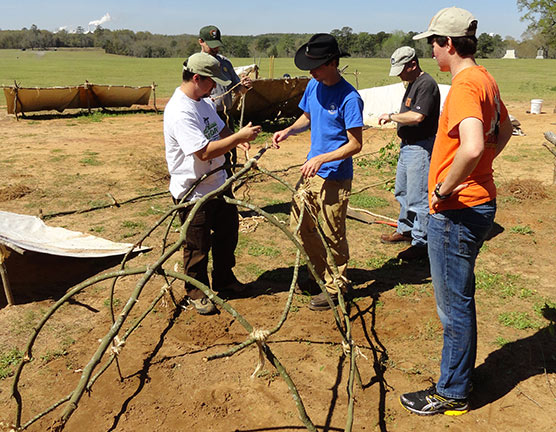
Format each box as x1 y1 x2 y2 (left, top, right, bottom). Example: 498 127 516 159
164 52 261 315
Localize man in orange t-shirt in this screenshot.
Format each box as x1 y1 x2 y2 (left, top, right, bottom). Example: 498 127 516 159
399 7 513 417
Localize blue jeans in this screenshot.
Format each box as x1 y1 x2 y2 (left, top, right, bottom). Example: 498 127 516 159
428 200 496 399
395 137 434 247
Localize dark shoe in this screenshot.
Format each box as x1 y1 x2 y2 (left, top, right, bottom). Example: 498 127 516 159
397 245 428 261
189 297 217 315
295 278 321 295
309 292 338 311
400 385 469 416
380 231 411 244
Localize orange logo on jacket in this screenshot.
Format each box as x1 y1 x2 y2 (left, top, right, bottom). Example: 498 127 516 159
405 97 412 108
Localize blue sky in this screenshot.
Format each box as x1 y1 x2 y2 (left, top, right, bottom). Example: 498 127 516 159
0 1 530 40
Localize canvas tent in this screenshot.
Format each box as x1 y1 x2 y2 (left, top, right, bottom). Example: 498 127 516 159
230 77 310 123
358 82 451 127
0 210 150 305
2 83 154 116
502 50 517 59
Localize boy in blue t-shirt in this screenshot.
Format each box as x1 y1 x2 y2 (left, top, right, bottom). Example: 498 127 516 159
272 33 364 311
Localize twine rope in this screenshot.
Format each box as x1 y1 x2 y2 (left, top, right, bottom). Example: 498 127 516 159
110 336 125 356
250 329 270 379
341 340 368 360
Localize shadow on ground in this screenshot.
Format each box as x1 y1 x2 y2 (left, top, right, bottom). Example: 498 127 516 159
472 319 556 410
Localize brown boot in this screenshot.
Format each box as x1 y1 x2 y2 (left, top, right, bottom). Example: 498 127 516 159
309 292 338 311
380 231 411 244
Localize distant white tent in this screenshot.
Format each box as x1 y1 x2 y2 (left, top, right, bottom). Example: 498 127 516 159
502 49 517 59
358 82 451 127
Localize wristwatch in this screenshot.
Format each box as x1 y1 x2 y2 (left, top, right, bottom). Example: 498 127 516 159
388 113 393 122
434 182 451 200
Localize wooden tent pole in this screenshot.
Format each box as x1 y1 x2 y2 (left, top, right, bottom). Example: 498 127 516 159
152 82 158 113
0 245 14 306
13 80 20 121
85 80 91 114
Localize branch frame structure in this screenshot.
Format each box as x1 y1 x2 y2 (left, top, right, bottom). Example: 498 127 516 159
8 147 371 432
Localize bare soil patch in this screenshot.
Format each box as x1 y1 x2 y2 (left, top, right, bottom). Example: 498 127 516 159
0 101 555 431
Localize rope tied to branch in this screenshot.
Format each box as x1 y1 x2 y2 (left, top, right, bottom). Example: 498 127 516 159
341 340 368 361
110 336 126 356
250 329 270 379
294 184 318 223
210 81 242 101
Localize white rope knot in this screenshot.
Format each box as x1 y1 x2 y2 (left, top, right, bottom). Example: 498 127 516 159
250 329 270 342
333 275 350 292
341 340 351 356
250 329 270 379
341 339 368 361
110 336 125 356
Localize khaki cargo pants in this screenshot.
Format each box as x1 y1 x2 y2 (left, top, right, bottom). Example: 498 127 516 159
290 175 351 294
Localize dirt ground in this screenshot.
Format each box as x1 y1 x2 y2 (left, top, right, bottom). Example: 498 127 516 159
0 98 555 432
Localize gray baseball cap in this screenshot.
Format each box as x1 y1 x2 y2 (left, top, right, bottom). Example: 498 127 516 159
183 52 231 86
413 7 477 40
389 46 416 76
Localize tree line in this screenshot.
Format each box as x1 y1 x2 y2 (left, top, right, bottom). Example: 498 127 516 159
0 25 553 59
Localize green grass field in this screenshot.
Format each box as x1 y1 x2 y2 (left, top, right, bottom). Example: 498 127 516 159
0 48 554 102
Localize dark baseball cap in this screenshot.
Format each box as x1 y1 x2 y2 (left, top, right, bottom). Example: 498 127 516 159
199 25 223 49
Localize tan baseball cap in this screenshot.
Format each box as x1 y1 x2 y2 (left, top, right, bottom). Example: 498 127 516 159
183 52 231 86
389 46 416 76
413 7 477 40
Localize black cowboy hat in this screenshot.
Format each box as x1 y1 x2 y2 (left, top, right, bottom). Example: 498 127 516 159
294 33 350 71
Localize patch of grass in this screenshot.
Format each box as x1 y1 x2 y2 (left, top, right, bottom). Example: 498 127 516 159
250 130 273 146
122 220 144 229
104 297 121 308
121 219 146 238
509 225 534 235
88 199 109 207
256 368 281 381
89 225 105 234
246 240 281 258
49 154 69 162
262 181 289 195
422 317 441 340
498 311 538 330
501 154 521 162
365 254 390 268
41 348 67 363
395 283 415 297
476 271 523 299
0 348 24 379
10 309 42 336
138 204 166 216
79 111 118 123
371 139 399 172
349 193 389 209
79 150 102 166
494 336 511 347
244 263 265 278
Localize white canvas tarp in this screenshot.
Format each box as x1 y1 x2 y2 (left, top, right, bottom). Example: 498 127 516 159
358 82 451 127
0 210 150 258
3 83 152 115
